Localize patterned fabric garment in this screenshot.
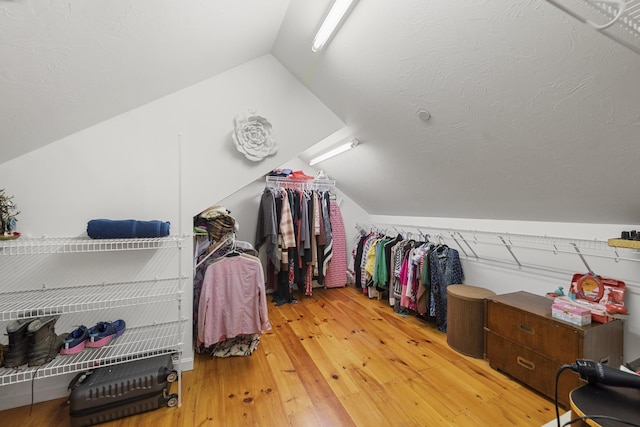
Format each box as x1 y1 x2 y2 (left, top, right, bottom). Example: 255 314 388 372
305 263 313 296
430 246 464 332
358 235 378 295
209 334 261 358
195 206 236 241
321 192 333 277
279 190 296 249
353 233 368 288
287 248 296 301
324 200 347 288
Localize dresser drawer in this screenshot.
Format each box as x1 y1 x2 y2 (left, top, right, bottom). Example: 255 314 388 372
485 298 580 361
484 291 623 408
485 332 580 408
486 331 555 397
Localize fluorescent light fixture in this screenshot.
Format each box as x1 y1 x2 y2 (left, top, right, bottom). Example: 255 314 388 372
312 0 356 53
309 138 359 166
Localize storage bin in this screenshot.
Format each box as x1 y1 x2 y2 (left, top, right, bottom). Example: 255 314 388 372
447 284 496 358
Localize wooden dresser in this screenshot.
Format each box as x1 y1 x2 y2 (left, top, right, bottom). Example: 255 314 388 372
484 291 623 409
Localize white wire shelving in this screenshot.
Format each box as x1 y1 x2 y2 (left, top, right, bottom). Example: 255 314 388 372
0 321 183 386
356 222 640 286
265 175 336 192
0 278 184 322
0 236 187 397
0 236 183 256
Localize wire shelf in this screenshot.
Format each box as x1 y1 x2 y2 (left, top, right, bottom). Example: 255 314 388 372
358 222 614 251
0 321 185 386
0 234 187 403
0 236 184 256
265 176 336 191
0 277 187 322
356 222 640 281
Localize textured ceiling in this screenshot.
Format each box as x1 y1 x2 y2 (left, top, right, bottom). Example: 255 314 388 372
2 0 640 224
276 0 640 224
0 0 289 163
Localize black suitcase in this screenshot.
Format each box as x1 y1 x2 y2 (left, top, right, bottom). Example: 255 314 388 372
68 354 179 427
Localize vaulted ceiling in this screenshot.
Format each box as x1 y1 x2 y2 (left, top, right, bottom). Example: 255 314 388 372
3 0 640 224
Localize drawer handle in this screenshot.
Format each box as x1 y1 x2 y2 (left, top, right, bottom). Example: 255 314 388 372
517 356 535 371
518 324 535 335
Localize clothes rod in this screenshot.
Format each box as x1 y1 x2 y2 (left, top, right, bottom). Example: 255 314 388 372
355 222 640 265
265 176 336 191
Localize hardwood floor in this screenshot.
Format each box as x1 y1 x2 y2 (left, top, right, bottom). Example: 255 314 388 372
1 285 565 427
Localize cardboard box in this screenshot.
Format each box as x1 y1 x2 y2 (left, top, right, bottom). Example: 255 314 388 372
552 301 592 326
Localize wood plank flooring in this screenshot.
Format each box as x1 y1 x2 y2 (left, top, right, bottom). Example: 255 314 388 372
0 285 565 427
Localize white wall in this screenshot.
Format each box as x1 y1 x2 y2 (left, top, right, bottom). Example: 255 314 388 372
369 215 640 359
0 54 344 410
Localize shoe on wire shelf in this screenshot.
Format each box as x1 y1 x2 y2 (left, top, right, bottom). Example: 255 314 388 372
60 325 90 355
86 320 126 348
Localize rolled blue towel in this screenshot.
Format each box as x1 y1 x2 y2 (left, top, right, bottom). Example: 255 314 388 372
87 219 171 239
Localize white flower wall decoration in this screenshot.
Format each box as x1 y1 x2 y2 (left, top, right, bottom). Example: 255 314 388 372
232 112 278 162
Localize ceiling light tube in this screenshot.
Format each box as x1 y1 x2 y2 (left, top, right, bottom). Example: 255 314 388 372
309 138 359 166
312 0 356 53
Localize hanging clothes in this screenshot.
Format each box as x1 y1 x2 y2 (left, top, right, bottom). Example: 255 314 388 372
430 246 464 332
193 237 235 341
255 188 280 272
349 225 465 331
279 189 296 250
319 191 333 283
324 200 347 288
256 177 338 297
197 253 272 347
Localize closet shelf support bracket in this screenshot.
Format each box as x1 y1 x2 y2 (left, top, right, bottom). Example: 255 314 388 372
571 243 594 274
457 232 479 259
448 232 468 258
499 236 522 268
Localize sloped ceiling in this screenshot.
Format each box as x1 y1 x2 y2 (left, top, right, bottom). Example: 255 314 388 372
2 0 640 225
0 0 289 162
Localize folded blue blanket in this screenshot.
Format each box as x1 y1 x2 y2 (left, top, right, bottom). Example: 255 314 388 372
87 219 171 239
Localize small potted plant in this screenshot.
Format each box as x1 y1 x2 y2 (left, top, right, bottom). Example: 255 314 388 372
0 189 20 239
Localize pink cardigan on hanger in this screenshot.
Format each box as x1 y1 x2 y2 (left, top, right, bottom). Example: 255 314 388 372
198 254 271 347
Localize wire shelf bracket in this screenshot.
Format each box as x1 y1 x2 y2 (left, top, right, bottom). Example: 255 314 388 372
545 0 640 56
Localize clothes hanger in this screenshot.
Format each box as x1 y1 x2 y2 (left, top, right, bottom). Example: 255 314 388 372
222 237 241 257
194 234 234 270
435 235 448 254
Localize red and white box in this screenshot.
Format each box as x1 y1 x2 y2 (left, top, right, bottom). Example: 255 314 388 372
552 301 592 326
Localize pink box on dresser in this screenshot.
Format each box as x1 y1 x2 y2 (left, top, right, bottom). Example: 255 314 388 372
552 301 592 326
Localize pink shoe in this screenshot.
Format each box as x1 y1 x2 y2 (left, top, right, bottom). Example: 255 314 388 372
86 320 126 348
60 325 89 355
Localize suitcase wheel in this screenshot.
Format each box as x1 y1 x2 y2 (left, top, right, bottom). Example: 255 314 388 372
167 394 179 407
166 370 178 383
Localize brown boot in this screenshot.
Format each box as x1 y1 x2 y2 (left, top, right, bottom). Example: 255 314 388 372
27 316 66 367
